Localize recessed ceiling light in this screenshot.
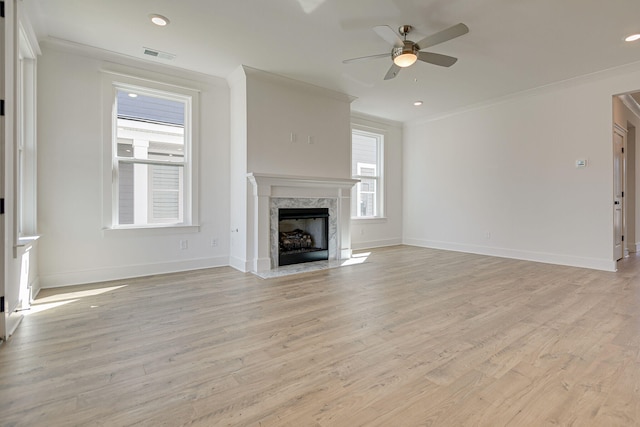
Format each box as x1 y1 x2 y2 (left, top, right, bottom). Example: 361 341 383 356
625 33 640 42
149 14 170 26
413 101 423 106
128 93 138 98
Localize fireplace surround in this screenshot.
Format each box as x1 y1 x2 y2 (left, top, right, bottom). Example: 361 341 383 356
247 173 359 273
270 198 336 268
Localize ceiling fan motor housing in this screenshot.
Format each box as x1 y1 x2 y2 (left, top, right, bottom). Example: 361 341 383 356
398 25 413 36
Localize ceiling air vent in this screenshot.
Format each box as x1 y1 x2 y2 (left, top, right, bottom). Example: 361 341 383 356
143 47 176 61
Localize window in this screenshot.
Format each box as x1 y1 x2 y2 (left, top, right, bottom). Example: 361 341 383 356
103 75 199 229
351 128 383 218
16 24 38 239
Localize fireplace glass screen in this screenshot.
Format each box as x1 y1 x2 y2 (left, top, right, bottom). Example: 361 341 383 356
278 208 329 266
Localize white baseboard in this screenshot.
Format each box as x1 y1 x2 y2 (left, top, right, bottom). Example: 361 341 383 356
40 256 229 288
352 238 402 251
30 277 42 303
340 248 352 260
254 257 271 273
229 256 250 273
403 238 617 272
6 312 24 339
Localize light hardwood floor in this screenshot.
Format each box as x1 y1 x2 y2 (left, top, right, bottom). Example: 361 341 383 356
1 245 639 426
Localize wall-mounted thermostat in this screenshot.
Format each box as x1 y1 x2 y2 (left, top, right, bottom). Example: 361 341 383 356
575 159 587 168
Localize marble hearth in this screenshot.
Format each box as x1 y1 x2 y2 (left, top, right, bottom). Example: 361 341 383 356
247 173 359 274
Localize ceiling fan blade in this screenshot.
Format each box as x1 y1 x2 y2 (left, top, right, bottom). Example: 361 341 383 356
384 64 401 80
373 25 403 48
342 53 390 64
416 23 469 50
418 51 458 67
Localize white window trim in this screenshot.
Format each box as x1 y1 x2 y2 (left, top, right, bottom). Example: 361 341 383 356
15 19 40 247
101 72 200 231
351 127 385 219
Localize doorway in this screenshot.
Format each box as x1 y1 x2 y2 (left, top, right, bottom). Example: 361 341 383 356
614 93 640 265
613 124 625 261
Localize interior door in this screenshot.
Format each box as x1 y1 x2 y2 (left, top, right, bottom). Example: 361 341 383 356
613 125 626 261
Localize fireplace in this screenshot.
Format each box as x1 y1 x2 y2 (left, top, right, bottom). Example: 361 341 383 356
247 173 359 273
278 208 329 266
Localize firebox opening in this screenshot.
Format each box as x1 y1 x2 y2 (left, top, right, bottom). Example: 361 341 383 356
278 208 329 266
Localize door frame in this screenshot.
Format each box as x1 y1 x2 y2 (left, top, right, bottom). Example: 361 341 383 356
613 123 627 262
0 0 7 342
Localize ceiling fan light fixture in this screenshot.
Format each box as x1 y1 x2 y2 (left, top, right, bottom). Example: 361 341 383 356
394 53 417 67
392 42 419 67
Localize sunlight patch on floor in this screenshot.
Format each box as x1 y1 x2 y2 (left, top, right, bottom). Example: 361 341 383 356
24 285 129 315
36 285 128 304
23 299 78 315
341 252 370 266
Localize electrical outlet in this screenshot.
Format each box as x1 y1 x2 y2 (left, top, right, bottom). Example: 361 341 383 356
211 238 218 247
180 239 188 250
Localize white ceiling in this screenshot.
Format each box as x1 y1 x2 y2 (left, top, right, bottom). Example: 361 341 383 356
27 0 640 122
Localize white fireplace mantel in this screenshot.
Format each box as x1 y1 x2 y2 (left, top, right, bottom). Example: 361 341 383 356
247 173 359 273
247 173 359 197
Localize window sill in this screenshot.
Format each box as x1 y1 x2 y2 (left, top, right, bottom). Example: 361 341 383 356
17 235 41 248
351 217 388 224
103 224 200 236
14 235 41 258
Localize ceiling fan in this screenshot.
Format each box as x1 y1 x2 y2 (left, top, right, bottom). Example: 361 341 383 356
343 23 469 80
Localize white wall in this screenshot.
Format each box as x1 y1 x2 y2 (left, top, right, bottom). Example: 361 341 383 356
37 41 231 287
245 67 352 178
228 66 353 272
403 62 640 272
350 113 403 250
